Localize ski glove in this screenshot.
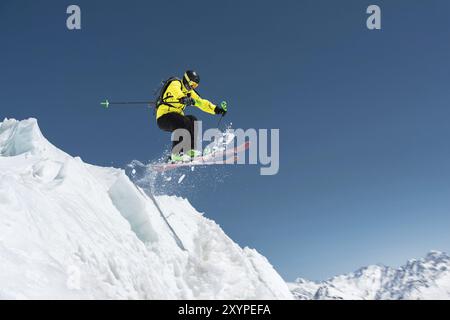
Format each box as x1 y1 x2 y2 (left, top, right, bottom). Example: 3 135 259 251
215 102 228 116
180 96 195 106
214 106 227 116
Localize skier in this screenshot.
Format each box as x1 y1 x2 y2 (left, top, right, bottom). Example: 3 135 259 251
156 70 227 162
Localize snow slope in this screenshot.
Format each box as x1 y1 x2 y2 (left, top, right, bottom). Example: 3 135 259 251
289 251 450 300
0 118 292 299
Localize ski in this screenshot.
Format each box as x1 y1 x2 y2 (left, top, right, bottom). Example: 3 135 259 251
202 140 250 162
152 141 250 173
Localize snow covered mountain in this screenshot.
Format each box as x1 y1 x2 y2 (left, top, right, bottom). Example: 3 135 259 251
0 118 293 299
288 251 450 300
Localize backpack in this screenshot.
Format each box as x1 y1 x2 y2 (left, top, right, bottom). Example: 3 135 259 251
154 77 180 114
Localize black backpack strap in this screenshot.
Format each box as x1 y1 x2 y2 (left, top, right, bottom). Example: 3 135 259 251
156 77 183 111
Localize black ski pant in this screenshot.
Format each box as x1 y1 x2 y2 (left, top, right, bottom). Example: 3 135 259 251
157 113 198 153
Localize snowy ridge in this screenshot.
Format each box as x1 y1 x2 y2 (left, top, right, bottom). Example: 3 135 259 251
289 251 450 300
0 118 292 299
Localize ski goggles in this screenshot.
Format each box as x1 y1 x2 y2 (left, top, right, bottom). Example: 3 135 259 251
189 81 199 89
184 74 199 89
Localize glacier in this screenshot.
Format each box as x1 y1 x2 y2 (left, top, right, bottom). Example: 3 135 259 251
288 251 450 300
0 118 293 299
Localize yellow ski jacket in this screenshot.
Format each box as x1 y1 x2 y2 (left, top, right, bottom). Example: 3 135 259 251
156 79 217 119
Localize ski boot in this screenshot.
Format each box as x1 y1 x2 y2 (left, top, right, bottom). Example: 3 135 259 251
168 150 202 164
187 149 202 159
169 152 191 163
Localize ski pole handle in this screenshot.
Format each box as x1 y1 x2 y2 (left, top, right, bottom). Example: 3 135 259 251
220 101 228 111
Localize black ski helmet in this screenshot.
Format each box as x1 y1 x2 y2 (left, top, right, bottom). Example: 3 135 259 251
183 70 200 90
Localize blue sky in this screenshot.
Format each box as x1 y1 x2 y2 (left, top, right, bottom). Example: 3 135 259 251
1 0 450 281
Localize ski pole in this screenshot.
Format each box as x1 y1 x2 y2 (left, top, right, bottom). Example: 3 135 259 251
100 99 180 109
100 100 155 108
217 115 224 128
216 101 228 129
